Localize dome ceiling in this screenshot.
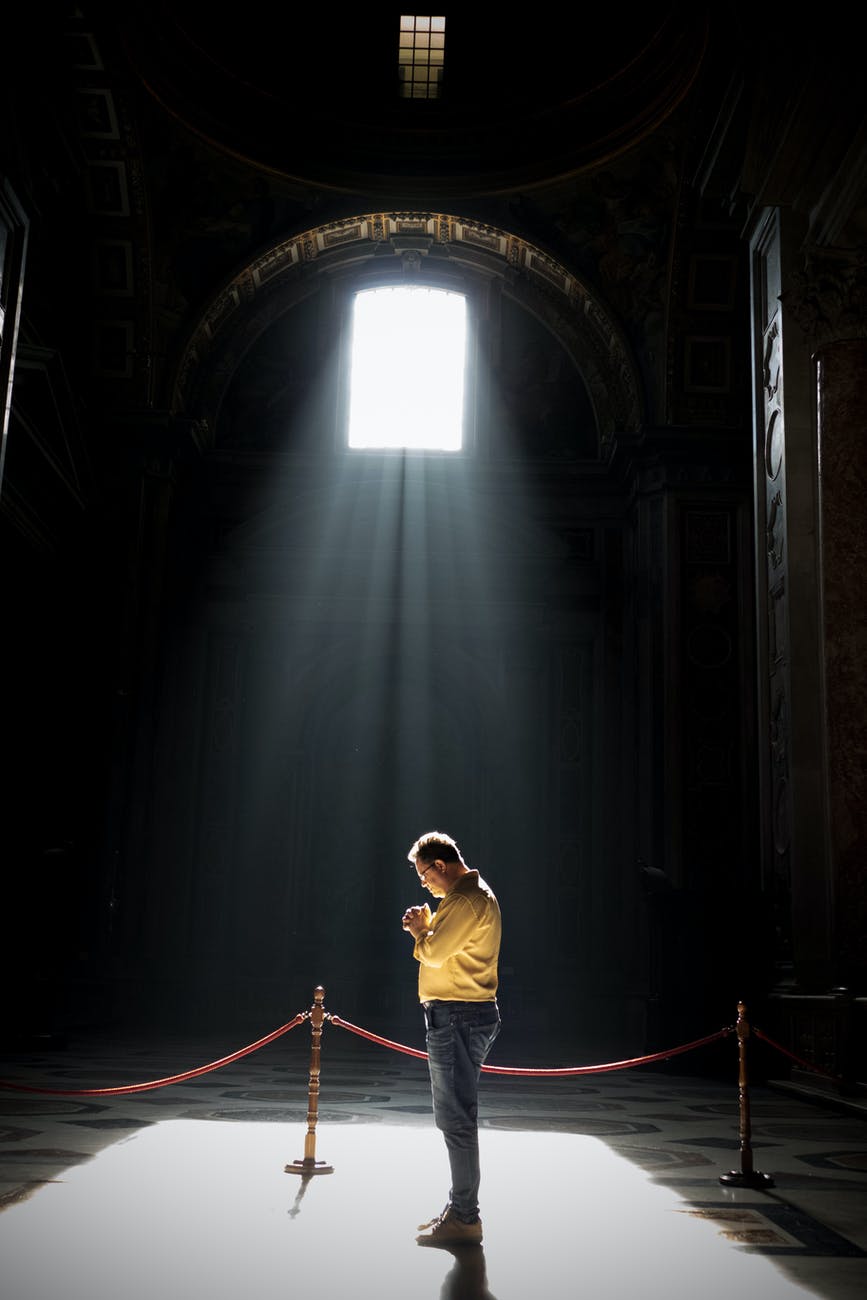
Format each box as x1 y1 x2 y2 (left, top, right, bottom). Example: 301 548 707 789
116 5 708 197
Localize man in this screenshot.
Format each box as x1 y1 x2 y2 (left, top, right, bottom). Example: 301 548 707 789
402 830 502 1246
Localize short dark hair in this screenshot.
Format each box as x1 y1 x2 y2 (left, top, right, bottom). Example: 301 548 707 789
407 830 463 866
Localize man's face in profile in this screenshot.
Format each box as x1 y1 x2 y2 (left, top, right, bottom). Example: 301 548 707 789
416 858 448 898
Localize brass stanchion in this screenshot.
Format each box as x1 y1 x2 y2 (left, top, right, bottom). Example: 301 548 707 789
719 1001 774 1188
285 985 334 1176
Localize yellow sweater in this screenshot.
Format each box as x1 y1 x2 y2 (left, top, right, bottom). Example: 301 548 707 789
413 870 501 1003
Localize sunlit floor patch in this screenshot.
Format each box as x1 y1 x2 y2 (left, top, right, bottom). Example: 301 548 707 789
0 1121 822 1300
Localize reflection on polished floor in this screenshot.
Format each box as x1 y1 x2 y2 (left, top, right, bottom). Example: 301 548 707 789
1 1025 866 1300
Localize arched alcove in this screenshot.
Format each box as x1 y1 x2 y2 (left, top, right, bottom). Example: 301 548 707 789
170 212 644 453
147 211 639 1035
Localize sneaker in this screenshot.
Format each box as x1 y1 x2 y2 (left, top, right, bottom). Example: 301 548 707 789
416 1206 483 1246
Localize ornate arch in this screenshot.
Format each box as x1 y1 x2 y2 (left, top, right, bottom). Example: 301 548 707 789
170 212 644 445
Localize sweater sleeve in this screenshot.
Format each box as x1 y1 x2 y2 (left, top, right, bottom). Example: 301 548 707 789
414 894 479 969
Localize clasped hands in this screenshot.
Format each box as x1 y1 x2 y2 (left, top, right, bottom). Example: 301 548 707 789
402 902 432 940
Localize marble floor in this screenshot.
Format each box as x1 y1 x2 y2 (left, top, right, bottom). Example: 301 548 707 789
1 1020 866 1300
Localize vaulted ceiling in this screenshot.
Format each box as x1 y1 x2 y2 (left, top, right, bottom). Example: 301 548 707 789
115 5 709 196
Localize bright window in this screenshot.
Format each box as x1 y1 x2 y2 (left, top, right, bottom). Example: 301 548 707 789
398 15 446 100
347 286 466 451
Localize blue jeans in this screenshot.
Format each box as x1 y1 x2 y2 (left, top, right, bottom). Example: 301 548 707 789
423 1000 501 1223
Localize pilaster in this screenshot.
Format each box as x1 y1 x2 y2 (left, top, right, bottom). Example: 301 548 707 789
750 207 832 989
816 337 867 988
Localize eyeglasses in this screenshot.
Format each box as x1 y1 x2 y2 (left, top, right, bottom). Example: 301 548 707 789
418 862 440 885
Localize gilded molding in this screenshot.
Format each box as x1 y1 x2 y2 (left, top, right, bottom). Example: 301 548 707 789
171 212 643 439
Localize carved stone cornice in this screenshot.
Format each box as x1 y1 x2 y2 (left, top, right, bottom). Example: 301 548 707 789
782 246 867 346
170 212 644 442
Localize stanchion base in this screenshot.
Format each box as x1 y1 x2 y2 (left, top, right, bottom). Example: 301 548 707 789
719 1169 775 1188
285 1158 334 1175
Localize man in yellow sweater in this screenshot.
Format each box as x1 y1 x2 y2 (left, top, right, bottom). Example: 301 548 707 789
402 830 502 1246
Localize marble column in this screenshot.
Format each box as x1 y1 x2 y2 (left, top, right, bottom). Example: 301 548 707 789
816 339 867 987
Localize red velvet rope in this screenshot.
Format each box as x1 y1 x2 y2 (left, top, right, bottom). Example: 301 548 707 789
0 1009 737 1097
480 1028 733 1076
752 1026 844 1083
0 1013 308 1096
329 1016 429 1061
329 1014 733 1075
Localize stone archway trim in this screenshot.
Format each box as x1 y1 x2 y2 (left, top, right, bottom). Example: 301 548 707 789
171 212 644 440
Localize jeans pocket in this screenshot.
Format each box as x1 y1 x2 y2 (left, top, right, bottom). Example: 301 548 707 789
426 1022 454 1055
470 1018 500 1064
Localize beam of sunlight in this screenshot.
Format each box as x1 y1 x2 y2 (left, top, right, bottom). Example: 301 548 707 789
153 296 586 1028
347 286 466 450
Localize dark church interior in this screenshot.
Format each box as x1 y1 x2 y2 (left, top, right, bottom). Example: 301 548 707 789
2 7 866 1297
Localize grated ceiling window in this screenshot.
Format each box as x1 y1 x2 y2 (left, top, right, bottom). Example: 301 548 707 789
398 16 446 100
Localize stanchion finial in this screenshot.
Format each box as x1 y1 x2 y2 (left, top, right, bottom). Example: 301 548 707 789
719 1001 774 1189
285 985 334 1176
